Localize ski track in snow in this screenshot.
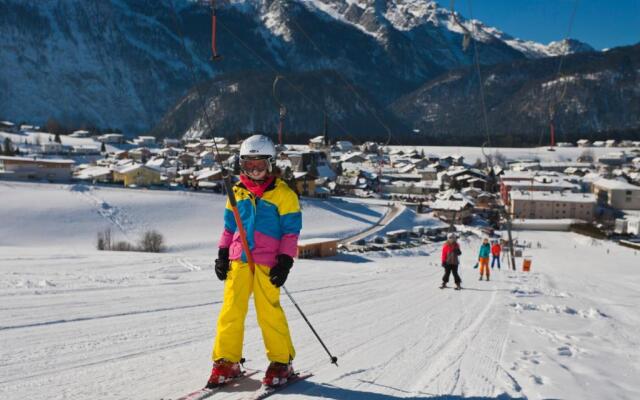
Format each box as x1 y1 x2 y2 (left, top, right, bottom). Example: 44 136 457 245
70 184 148 241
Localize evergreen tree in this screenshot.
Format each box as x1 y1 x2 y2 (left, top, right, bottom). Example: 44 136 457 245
3 137 14 156
100 142 106 153
308 156 319 178
54 133 62 144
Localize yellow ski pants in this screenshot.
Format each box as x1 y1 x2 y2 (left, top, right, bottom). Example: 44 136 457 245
212 261 295 364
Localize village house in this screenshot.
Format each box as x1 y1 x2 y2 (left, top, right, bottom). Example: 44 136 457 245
69 130 92 138
340 152 367 164
128 147 152 162
113 164 162 187
361 141 379 154
430 198 474 223
509 190 597 221
202 137 229 152
297 238 339 259
0 121 18 133
132 136 156 146
72 145 101 155
97 133 125 144
145 157 173 171
194 167 224 190
598 152 627 167
577 139 591 147
39 141 67 155
158 147 181 158
293 172 317 197
416 167 438 181
163 138 181 148
74 165 113 183
0 155 74 182
178 153 197 168
185 142 205 153
334 140 354 152
199 151 217 167
308 135 329 151
499 171 581 204
592 178 640 210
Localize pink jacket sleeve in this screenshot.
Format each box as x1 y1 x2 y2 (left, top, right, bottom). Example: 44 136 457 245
218 228 234 249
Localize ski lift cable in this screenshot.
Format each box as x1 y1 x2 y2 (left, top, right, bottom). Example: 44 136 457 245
449 0 493 158
273 75 286 146
466 0 492 150
215 19 363 145
288 18 393 146
548 0 580 145
167 1 221 151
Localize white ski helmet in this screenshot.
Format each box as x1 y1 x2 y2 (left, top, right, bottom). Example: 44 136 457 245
240 135 276 160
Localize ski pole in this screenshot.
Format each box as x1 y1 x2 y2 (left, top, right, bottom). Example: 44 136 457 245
282 285 339 367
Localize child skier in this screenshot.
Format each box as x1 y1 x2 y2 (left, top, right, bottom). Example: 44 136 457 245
491 240 501 269
478 238 491 281
207 135 301 389
441 233 462 290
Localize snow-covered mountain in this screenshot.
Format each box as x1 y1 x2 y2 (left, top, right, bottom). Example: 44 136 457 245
0 0 595 136
390 43 640 145
150 69 409 141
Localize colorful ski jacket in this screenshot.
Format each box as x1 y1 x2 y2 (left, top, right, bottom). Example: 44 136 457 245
218 178 301 267
478 243 491 259
441 242 461 265
491 243 501 256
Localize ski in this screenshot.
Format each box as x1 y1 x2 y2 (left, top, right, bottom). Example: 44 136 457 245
175 370 259 400
243 372 312 400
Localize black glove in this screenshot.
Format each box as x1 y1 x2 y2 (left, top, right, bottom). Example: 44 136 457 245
442 263 446 268
269 254 293 288
214 248 230 281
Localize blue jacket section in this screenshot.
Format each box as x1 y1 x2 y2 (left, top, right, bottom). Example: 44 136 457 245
478 243 491 258
223 178 302 265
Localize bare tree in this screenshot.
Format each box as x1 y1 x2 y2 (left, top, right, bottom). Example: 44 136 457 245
139 230 165 253
96 228 112 251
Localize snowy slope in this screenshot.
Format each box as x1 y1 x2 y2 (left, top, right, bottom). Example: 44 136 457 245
0 181 385 252
1 183 640 399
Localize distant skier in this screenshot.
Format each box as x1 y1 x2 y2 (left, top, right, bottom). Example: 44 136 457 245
478 238 491 281
491 240 501 269
441 233 462 290
207 135 301 388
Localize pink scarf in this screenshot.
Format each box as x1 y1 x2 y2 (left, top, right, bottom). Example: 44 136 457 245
239 175 275 198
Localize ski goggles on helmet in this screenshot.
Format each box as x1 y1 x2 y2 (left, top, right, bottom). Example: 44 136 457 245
240 157 270 173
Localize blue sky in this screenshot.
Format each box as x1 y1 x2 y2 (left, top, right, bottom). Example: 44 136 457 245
453 0 640 50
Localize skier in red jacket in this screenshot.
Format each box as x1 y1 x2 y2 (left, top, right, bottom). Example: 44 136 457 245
491 240 501 269
441 233 462 290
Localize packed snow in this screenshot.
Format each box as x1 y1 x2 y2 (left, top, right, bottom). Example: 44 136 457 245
1 182 640 399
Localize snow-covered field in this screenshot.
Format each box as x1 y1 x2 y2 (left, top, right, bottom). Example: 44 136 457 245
1 182 640 400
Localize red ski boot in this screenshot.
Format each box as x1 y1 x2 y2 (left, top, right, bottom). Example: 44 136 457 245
206 359 241 388
262 361 294 387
